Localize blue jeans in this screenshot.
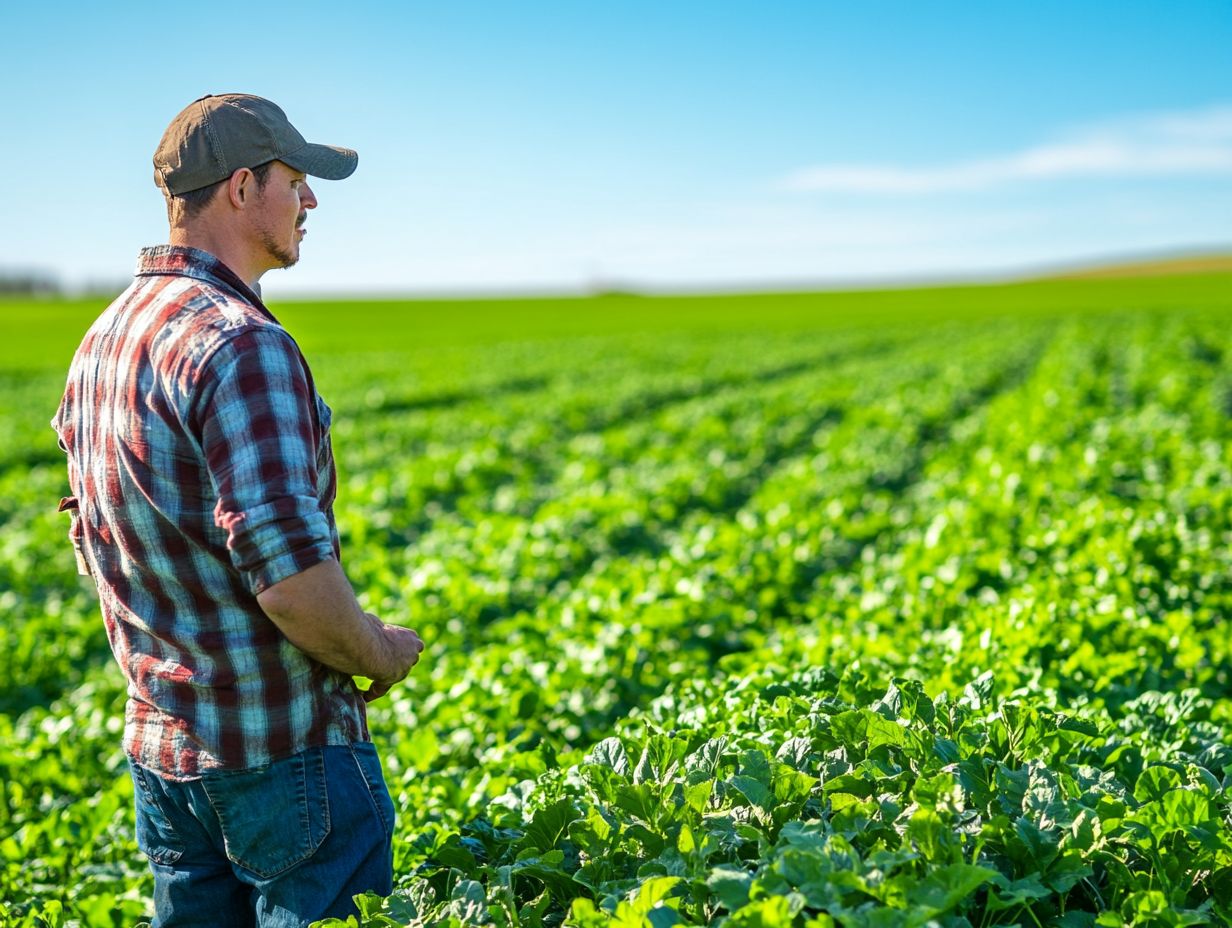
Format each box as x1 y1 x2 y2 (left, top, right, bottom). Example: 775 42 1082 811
129 742 395 928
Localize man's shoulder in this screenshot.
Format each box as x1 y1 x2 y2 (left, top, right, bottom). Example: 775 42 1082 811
140 275 295 372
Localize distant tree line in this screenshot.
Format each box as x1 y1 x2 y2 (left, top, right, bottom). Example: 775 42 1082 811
0 270 128 298
0 271 61 296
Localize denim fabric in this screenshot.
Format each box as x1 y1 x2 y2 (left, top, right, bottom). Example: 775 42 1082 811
130 742 395 927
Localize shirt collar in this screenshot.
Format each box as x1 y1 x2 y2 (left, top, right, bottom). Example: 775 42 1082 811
135 245 271 318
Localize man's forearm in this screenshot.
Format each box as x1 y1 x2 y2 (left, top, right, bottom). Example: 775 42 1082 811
256 557 410 684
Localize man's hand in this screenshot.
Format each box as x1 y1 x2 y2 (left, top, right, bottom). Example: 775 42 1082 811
257 559 426 692
361 681 392 703
369 623 425 691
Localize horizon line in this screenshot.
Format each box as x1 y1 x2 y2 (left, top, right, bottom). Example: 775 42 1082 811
267 243 1232 302
4 243 1229 304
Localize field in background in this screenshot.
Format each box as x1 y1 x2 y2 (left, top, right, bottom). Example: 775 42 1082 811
1041 252 1232 280
1 270 1230 926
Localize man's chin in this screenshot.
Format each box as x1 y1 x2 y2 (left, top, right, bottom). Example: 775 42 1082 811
266 249 300 270
259 233 300 270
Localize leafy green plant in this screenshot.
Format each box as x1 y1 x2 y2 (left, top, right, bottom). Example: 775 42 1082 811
0 272 1228 927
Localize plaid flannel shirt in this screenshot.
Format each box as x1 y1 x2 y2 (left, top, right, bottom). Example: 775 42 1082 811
52 245 368 779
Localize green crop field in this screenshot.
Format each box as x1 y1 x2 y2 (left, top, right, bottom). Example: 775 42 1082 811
1 270 1230 927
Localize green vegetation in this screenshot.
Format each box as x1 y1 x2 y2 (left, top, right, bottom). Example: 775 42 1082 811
1 271 1229 927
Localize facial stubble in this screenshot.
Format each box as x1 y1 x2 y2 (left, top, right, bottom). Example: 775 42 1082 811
258 213 306 271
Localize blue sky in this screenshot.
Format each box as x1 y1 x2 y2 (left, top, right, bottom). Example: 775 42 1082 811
1 1 1229 296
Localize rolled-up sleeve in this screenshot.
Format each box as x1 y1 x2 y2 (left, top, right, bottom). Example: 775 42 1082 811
193 327 335 595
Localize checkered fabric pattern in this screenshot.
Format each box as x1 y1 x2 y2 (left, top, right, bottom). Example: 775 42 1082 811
52 245 368 778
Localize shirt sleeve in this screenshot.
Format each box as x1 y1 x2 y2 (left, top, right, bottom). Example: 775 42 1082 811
192 326 335 595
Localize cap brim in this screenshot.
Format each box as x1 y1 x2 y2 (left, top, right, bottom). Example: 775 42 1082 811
281 142 358 180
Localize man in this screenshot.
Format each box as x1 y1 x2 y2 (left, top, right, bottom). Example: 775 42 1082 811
51 94 424 927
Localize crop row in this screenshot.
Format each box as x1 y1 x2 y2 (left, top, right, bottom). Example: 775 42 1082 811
344 311 1232 925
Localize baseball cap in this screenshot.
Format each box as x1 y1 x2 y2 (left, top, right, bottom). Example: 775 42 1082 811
153 93 358 196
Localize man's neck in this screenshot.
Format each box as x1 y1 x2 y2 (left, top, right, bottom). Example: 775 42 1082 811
168 226 264 289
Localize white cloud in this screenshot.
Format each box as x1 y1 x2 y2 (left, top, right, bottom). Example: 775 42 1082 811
781 104 1232 194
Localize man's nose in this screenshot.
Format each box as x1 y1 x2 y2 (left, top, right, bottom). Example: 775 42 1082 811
300 183 318 210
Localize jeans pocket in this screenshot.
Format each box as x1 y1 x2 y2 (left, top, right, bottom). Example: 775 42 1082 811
349 741 396 839
130 762 185 866
201 749 332 880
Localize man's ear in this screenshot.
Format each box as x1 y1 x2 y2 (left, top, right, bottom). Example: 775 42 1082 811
226 168 255 209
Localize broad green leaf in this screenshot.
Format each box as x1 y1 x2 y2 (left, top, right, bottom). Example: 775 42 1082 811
873 681 904 719
731 775 774 813
616 784 663 822
588 737 632 777
1134 765 1183 803
822 773 875 798
630 875 682 916
776 737 814 770
1158 788 1215 829
1012 818 1060 870
772 763 818 805
1055 914 1098 927
961 670 996 710
725 894 801 928
707 866 754 910
829 710 869 747
740 749 774 786
906 808 956 863
684 779 712 813
777 820 829 851
571 898 613 927
519 798 578 852
910 862 1000 914
677 822 696 855
987 873 1051 912
685 738 729 779
512 852 582 902
570 806 615 853
1055 714 1100 738
864 713 908 750
445 878 489 925
770 846 851 909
